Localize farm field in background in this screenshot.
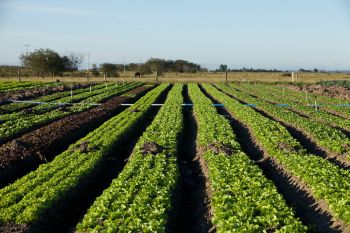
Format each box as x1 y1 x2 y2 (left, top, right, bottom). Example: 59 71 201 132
1 71 350 83
1 80 350 232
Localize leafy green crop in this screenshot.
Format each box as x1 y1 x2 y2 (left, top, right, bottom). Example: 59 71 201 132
188 84 306 232
262 83 350 118
0 81 58 93
0 82 142 143
0 83 102 114
203 83 350 225
230 83 350 150
218 83 350 159
0 83 168 228
317 80 350 90
76 84 183 233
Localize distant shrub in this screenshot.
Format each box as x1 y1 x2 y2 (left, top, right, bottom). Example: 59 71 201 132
281 73 291 77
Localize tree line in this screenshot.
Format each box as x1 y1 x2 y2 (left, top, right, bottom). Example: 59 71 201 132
1 48 325 78
216 64 283 73
216 64 322 73
1 48 203 78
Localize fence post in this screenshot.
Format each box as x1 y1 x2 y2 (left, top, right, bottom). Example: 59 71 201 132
17 67 21 82
315 99 318 111
305 91 308 105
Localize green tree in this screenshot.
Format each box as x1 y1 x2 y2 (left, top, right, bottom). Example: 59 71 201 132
219 64 228 72
100 63 119 77
128 63 138 71
137 64 152 75
20 48 65 77
91 64 99 77
174 59 187 73
146 58 164 75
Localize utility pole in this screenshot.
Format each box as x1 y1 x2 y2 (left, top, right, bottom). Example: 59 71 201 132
24 44 31 54
23 44 31 77
156 69 159 82
87 53 90 82
225 67 228 83
123 56 126 79
17 67 21 81
123 56 126 73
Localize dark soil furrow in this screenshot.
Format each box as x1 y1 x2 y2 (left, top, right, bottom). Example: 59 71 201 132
169 85 212 233
199 84 345 232
0 85 153 188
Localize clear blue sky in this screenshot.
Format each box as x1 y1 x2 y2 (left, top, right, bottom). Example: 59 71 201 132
0 0 349 70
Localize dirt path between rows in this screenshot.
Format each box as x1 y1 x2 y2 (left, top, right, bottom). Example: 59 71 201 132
168 85 212 233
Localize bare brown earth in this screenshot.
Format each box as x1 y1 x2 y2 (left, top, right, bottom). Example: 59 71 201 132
0 85 152 187
141 141 164 155
0 224 30 233
286 84 350 100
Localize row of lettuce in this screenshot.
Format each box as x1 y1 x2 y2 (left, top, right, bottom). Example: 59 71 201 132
0 81 59 93
224 83 350 162
265 83 350 118
0 83 102 114
0 82 142 144
1 82 130 116
0 83 170 230
188 84 306 232
77 84 309 232
203 84 350 227
2 83 350 231
76 84 183 232
0 83 308 232
233 83 350 133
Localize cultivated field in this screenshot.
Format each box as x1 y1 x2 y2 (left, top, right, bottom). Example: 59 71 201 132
0 80 350 232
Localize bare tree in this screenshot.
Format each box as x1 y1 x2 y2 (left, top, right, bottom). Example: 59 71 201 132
67 52 84 71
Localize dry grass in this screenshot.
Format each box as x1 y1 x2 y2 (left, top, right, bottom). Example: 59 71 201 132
1 72 350 83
